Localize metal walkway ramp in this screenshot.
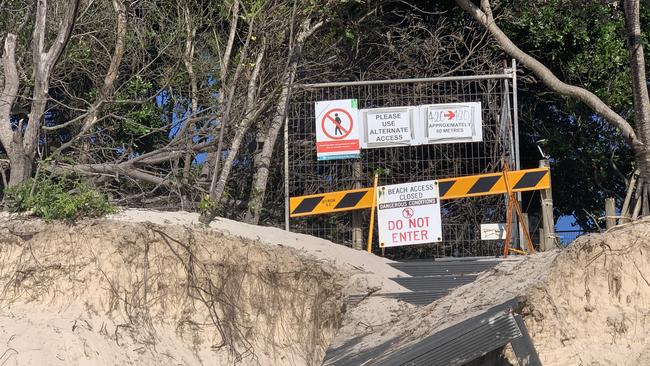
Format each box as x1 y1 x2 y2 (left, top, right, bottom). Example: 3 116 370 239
348 257 504 306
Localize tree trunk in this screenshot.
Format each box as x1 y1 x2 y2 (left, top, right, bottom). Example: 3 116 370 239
200 45 266 222
200 0 241 181
243 71 293 224
181 5 198 181
635 148 650 206
8 151 32 186
0 0 80 186
625 0 650 185
243 18 323 225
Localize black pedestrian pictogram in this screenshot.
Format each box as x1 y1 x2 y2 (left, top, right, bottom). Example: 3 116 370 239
334 113 343 135
402 208 414 219
321 108 354 140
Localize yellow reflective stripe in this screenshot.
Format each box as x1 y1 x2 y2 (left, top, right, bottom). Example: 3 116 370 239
289 188 374 217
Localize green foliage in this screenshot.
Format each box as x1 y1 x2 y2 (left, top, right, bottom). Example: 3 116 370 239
199 195 217 215
373 167 391 177
497 0 647 228
4 176 116 221
502 0 636 106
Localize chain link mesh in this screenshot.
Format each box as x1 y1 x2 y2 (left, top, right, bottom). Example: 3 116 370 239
287 72 518 258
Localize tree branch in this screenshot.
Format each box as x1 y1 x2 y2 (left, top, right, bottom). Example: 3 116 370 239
53 0 127 154
44 0 81 72
455 0 644 150
53 162 170 187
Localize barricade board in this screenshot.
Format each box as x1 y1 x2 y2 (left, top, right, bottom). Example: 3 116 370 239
289 188 373 217
438 167 550 200
289 167 550 218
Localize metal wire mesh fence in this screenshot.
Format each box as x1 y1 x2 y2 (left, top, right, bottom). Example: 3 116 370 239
286 69 519 258
556 230 595 246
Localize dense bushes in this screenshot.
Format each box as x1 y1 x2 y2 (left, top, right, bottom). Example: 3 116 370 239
4 175 116 220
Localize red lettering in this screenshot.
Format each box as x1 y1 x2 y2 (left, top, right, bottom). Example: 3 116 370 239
390 229 431 244
408 217 431 228
389 220 403 230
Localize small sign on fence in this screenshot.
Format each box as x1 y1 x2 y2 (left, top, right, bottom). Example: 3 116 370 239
361 107 415 148
376 180 442 247
480 223 507 240
420 102 482 143
356 102 483 149
314 99 361 160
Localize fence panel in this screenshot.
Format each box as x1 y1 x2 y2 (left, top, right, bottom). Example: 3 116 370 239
287 71 518 258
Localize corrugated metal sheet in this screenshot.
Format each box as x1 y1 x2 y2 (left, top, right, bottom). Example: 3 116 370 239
390 275 479 292
328 257 542 365
324 298 529 366
390 259 499 276
374 311 520 365
348 290 453 307
386 290 452 306
346 258 504 307
511 314 542 366
387 258 503 306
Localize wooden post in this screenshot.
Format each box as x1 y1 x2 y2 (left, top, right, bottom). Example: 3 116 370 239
619 170 639 224
539 160 555 251
632 178 645 220
367 174 379 253
351 161 363 250
605 197 616 229
521 212 529 250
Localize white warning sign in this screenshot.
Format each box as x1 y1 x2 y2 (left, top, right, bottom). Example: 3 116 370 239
421 102 482 143
376 180 442 247
480 223 507 240
315 99 361 160
362 107 414 148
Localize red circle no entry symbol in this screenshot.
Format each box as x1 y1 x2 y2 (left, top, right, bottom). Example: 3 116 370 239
321 108 353 140
402 208 414 219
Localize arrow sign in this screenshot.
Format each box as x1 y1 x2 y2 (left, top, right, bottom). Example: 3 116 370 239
444 111 455 120
426 104 476 141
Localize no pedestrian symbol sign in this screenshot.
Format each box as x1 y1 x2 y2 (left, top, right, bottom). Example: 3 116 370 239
315 99 360 160
376 180 442 247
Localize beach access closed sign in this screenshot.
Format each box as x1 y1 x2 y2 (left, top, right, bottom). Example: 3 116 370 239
314 99 360 160
376 180 442 247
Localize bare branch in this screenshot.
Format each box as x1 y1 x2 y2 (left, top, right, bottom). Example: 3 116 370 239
53 0 128 154
44 0 81 72
221 0 240 79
